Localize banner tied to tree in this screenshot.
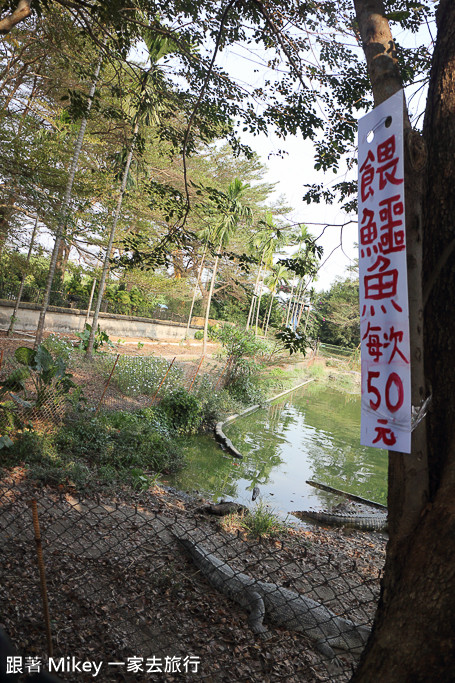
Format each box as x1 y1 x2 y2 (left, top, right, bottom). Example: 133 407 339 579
358 90 411 454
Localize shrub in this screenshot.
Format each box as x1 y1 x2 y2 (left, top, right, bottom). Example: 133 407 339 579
158 388 202 434
4 408 184 491
192 375 241 428
211 325 271 405
0 345 78 418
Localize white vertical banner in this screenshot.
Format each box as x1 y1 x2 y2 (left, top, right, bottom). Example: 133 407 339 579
358 90 411 453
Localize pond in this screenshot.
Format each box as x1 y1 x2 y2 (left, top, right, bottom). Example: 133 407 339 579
166 381 388 517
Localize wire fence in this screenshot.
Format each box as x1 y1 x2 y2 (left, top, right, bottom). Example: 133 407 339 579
0 347 385 682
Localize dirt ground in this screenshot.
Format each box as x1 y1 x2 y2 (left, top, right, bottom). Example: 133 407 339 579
0 470 386 683
0 328 222 361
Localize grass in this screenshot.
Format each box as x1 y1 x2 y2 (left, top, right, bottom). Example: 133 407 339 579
2 408 185 491
220 500 289 539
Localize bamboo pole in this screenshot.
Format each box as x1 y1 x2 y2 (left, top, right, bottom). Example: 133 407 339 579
84 278 97 327
95 353 120 415
149 357 176 405
213 357 231 391
188 355 205 392
29 500 53 657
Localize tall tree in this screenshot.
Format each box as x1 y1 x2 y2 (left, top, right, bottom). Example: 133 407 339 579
263 263 289 336
350 1 455 679
85 32 177 357
202 178 252 355
34 52 102 347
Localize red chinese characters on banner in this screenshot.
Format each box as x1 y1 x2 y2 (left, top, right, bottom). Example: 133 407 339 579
358 92 411 453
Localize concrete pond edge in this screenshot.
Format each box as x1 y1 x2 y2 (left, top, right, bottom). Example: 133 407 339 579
214 379 315 459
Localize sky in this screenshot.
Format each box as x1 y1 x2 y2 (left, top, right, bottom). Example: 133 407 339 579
242 130 358 292
213 12 433 294
213 37 360 294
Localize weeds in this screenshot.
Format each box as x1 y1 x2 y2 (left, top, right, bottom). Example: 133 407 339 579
220 500 289 539
97 354 183 398
4 409 185 491
241 501 289 538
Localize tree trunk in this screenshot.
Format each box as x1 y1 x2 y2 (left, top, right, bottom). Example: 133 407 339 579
186 245 207 336
352 0 455 679
264 290 274 336
202 243 221 357
85 119 139 357
35 53 102 347
352 0 428 541
254 274 264 336
7 213 38 335
0 0 31 35
285 278 296 326
246 258 263 330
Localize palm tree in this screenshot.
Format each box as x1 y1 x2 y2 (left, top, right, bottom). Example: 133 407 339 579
246 214 280 331
202 178 252 355
263 263 289 336
284 224 317 328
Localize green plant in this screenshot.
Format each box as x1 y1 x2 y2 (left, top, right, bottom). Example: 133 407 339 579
98 354 183 397
75 323 114 352
130 468 158 491
0 434 13 450
137 341 144 349
158 388 202 434
194 330 203 340
42 333 74 363
275 327 308 355
192 375 240 428
308 362 327 380
4 407 184 491
240 501 287 539
0 345 77 413
212 325 270 404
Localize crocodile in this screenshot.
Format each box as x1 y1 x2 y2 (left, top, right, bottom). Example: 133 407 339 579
197 501 247 516
294 510 388 532
174 531 370 661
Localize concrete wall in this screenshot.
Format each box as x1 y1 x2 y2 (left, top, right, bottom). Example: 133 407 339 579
0 300 202 341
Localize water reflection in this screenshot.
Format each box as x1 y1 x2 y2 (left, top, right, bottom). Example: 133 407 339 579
167 382 387 515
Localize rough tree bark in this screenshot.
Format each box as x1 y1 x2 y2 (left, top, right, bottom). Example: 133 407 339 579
351 1 455 679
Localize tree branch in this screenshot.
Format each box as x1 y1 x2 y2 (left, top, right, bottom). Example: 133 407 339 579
0 0 32 35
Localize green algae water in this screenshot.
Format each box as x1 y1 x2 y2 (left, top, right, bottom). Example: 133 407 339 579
167 381 387 516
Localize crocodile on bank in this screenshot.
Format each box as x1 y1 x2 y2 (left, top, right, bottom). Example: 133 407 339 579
173 531 370 662
294 510 388 532
197 501 247 516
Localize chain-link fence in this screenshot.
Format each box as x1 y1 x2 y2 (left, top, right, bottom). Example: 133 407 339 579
0 480 385 682
0 346 385 682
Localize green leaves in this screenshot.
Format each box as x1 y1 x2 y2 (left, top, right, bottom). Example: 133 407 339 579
0 435 14 450
275 327 308 356
14 346 36 368
75 323 114 352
